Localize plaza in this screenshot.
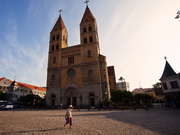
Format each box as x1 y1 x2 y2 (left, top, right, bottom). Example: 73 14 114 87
0 107 180 135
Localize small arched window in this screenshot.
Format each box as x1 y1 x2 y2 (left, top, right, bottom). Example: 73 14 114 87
89 93 95 97
89 36 93 42
56 44 59 50
83 28 87 33
88 26 92 31
56 35 59 40
52 36 55 41
88 70 93 78
51 45 54 51
53 57 56 63
52 74 55 80
84 38 87 44
87 50 92 57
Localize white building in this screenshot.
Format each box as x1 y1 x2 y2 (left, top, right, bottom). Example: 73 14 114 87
160 60 180 107
116 81 130 91
0 77 46 100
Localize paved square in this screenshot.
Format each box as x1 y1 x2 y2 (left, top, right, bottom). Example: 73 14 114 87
0 107 180 135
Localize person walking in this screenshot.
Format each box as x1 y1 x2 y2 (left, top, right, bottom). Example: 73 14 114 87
64 105 73 129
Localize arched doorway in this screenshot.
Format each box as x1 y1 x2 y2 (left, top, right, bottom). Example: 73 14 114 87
51 95 56 106
66 89 77 106
89 93 95 106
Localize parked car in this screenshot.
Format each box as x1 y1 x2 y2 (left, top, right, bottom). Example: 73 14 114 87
0 103 13 110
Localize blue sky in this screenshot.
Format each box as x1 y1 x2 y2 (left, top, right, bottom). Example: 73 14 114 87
0 0 180 90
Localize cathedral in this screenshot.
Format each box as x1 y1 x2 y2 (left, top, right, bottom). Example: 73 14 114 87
46 5 111 108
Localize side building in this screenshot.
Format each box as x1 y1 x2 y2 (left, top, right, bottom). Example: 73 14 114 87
160 59 180 107
107 66 117 91
0 77 46 100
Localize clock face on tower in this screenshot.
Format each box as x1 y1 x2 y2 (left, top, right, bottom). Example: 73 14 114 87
67 69 75 77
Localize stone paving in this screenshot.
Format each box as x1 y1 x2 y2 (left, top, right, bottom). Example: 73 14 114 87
0 107 180 135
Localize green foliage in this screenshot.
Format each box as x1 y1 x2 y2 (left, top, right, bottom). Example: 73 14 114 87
111 90 133 105
18 94 43 106
111 90 153 105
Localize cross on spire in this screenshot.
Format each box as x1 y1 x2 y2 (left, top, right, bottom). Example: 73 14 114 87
84 0 89 7
164 56 167 61
58 9 63 16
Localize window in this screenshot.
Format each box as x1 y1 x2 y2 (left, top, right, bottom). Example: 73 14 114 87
88 70 93 78
84 38 87 44
52 36 55 41
88 26 92 31
83 28 87 33
87 50 92 57
51 45 54 51
170 81 179 89
52 74 55 80
89 36 93 42
68 56 74 65
56 35 59 40
56 44 59 50
163 83 168 90
53 57 56 63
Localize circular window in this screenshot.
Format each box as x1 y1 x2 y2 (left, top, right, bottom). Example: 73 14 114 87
67 69 75 77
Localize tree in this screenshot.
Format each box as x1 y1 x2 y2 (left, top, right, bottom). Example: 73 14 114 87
111 90 133 105
152 82 162 90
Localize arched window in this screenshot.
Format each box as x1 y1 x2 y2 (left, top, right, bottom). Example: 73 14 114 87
52 36 55 41
56 44 59 50
88 70 93 78
84 38 87 44
53 57 56 64
89 93 95 97
52 74 55 80
51 45 54 51
89 36 93 42
87 50 92 57
56 35 59 40
83 28 87 33
88 26 92 31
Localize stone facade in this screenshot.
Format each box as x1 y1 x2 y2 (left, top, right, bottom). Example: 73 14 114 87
46 6 111 107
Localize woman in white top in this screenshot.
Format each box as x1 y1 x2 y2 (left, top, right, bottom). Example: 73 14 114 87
64 105 73 129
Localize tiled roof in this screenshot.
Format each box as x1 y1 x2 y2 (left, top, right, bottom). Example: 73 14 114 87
160 61 177 79
51 15 67 33
0 77 46 92
0 77 6 81
80 6 95 24
17 82 46 92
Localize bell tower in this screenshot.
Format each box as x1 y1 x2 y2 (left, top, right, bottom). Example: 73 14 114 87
80 6 100 53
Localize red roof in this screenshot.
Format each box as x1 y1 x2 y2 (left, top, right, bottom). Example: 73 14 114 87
0 77 6 81
0 77 46 92
17 82 46 92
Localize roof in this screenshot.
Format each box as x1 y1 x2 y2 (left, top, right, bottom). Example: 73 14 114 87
17 82 46 92
80 6 95 24
160 60 177 79
0 77 6 81
0 77 46 92
51 15 67 33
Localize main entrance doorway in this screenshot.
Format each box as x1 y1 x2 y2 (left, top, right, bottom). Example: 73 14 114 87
66 89 77 106
89 93 95 106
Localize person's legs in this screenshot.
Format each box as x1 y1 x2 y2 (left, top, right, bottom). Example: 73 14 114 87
69 117 72 128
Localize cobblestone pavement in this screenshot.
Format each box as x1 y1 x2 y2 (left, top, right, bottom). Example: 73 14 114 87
0 107 180 135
